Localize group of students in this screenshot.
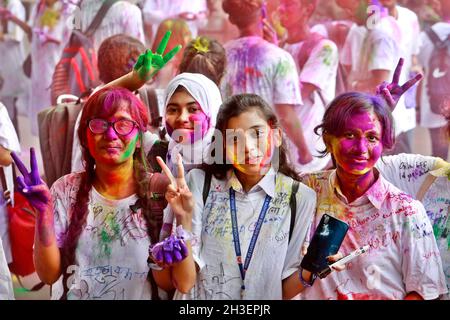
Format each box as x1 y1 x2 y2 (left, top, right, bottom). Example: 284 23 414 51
0 0 449 300
1 48 449 300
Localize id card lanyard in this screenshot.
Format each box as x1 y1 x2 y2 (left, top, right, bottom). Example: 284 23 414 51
229 188 272 299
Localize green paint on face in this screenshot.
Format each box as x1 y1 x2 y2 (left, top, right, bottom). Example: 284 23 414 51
120 133 139 162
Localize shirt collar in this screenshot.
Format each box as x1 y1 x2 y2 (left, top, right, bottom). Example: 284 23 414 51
226 167 276 198
329 169 388 210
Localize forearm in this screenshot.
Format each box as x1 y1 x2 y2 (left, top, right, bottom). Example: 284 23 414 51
355 69 391 93
9 15 32 40
103 71 145 92
33 206 62 284
282 269 313 299
0 146 13 166
171 241 196 294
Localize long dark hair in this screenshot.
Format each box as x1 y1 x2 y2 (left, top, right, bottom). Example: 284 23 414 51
60 87 160 299
203 93 299 180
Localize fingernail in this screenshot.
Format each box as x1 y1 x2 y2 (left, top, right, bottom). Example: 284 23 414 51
23 188 28 193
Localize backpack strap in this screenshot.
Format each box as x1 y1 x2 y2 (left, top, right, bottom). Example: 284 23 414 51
288 180 300 243
138 87 161 128
203 171 212 205
425 27 447 48
416 173 437 202
297 33 325 70
84 0 119 37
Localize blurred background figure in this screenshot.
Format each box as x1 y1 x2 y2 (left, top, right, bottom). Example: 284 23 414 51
142 0 207 45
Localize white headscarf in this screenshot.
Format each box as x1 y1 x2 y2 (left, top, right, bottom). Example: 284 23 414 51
164 73 222 173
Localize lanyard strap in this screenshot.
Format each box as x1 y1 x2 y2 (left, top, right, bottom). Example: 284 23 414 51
229 188 272 287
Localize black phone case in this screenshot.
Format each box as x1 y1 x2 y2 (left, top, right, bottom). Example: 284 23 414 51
300 214 349 274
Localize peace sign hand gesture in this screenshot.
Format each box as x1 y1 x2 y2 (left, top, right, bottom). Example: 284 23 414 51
376 58 423 110
133 31 182 82
156 154 194 228
11 148 51 215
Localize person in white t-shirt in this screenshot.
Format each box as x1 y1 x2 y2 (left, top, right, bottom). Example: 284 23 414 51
337 0 414 154
152 94 344 299
220 0 313 168
2 0 77 136
416 1 450 160
299 92 447 300
0 102 20 265
0 0 29 128
278 0 339 173
142 0 207 44
79 0 145 52
380 0 422 154
11 87 172 300
375 153 449 299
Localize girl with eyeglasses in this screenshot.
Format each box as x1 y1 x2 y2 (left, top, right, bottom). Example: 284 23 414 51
10 87 177 300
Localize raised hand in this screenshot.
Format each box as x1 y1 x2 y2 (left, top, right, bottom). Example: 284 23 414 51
376 58 423 110
11 148 51 214
156 154 194 224
133 31 182 81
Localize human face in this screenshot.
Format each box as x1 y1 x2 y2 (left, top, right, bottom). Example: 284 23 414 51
225 108 281 176
278 0 307 31
165 89 209 144
326 110 383 176
87 109 140 166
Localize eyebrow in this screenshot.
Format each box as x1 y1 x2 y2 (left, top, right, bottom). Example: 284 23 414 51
166 101 199 107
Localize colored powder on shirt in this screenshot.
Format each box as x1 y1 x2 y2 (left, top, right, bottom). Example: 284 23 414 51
100 214 121 258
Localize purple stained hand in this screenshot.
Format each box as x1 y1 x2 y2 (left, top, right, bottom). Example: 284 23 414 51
376 58 423 110
150 235 188 265
10 148 51 213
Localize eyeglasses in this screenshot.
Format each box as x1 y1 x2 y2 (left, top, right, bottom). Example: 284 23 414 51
88 118 138 136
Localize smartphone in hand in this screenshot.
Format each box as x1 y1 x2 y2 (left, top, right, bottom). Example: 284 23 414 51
300 214 349 275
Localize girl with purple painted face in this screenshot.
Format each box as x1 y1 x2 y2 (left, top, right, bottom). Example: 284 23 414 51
297 92 447 300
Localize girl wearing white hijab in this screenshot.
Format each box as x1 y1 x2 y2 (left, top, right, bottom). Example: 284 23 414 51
162 72 222 173
157 73 222 240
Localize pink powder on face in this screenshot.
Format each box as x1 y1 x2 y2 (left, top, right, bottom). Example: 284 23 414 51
166 110 209 144
188 113 209 142
331 111 383 176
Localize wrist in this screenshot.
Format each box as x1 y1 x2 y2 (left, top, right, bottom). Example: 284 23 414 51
175 216 192 231
298 267 316 287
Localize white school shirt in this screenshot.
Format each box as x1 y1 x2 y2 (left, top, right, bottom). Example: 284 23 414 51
51 172 166 300
417 22 450 129
0 0 28 98
0 236 14 300
284 38 338 172
340 18 410 136
142 0 207 39
80 0 145 52
298 169 447 300
376 154 450 299
221 36 303 107
0 103 21 263
389 6 422 133
28 1 77 135
175 168 316 300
